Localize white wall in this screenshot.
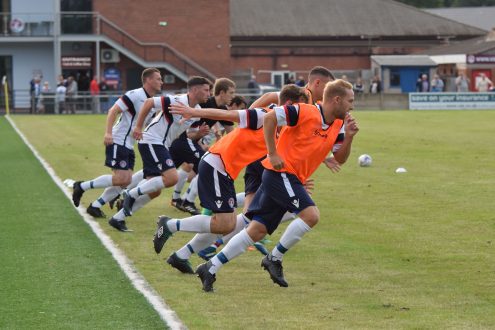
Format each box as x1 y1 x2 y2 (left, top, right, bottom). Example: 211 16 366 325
11 0 55 22
0 43 55 108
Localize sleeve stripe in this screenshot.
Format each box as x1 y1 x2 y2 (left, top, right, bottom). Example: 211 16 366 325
285 105 299 126
121 95 135 116
247 109 258 129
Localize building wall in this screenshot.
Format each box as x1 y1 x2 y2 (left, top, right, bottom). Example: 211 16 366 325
0 42 55 107
94 0 231 78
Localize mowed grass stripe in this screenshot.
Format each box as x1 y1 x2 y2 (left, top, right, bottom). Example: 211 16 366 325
0 117 166 329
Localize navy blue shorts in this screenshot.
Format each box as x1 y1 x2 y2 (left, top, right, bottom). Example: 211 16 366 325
197 160 237 213
243 156 266 195
137 143 175 178
105 144 135 170
245 169 315 235
169 136 205 173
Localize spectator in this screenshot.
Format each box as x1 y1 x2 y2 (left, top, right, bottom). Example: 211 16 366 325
247 75 260 105
455 72 470 92
56 79 67 114
416 74 429 92
295 75 306 87
476 73 493 92
370 75 382 94
430 74 444 92
285 75 295 85
99 78 110 113
30 76 41 114
66 76 78 114
37 81 51 113
90 75 100 113
353 77 364 96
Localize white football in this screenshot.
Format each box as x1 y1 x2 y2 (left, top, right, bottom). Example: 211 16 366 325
358 154 372 167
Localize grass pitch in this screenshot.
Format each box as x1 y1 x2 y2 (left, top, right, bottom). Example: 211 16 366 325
8 110 495 329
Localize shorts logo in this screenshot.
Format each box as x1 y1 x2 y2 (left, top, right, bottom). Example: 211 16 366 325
228 198 235 208
111 160 117 166
166 159 174 167
194 152 200 158
292 199 300 208
215 200 223 208
157 164 163 171
119 160 127 168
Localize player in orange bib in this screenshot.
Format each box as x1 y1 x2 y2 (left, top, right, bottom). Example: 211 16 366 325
151 85 308 274
196 79 359 292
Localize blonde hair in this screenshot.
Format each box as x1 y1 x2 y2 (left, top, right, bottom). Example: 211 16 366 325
323 79 353 101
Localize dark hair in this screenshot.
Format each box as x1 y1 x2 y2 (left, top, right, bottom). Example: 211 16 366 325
279 84 308 104
213 78 236 96
229 95 247 107
141 68 160 85
308 66 335 81
187 76 212 89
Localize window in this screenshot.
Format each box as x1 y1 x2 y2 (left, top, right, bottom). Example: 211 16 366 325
390 68 401 87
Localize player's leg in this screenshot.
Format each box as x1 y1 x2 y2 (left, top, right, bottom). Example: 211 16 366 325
123 144 177 215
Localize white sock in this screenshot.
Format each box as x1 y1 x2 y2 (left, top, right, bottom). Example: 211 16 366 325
185 176 198 203
271 218 311 261
209 229 254 274
236 192 245 208
222 213 250 244
128 170 144 189
173 169 189 199
131 194 152 213
112 209 126 221
281 211 297 223
91 186 122 208
167 214 211 233
81 175 113 191
175 233 218 260
129 176 164 198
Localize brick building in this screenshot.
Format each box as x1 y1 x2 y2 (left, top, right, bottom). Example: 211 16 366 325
0 0 485 109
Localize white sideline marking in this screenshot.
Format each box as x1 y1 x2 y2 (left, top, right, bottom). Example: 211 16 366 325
6 116 186 330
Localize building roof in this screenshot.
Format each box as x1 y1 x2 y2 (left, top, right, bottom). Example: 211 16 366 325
417 33 495 56
426 7 495 32
371 55 437 66
230 0 485 38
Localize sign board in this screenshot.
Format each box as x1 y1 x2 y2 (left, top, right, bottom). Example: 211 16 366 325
409 93 495 110
466 54 495 64
61 56 91 68
10 18 25 33
103 67 121 89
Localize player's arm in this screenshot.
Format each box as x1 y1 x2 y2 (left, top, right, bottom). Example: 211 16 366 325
103 104 122 146
332 113 359 164
170 103 242 123
263 110 284 170
251 92 279 108
133 98 155 140
186 122 210 141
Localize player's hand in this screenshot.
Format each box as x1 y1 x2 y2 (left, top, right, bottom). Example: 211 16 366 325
198 123 210 137
103 133 113 146
323 156 341 173
170 102 195 119
133 128 143 140
268 152 284 170
304 178 315 195
344 113 359 137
